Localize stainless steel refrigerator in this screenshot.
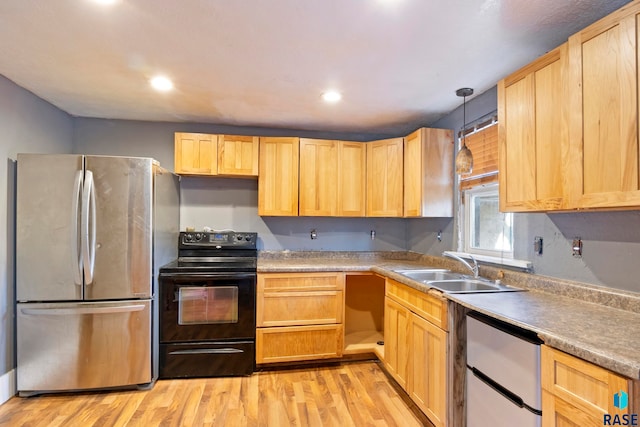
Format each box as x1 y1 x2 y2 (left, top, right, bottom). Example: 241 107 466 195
16 154 179 395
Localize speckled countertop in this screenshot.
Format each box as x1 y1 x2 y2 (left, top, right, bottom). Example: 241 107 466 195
258 251 640 379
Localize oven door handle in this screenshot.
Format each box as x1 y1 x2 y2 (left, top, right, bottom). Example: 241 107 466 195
169 348 245 355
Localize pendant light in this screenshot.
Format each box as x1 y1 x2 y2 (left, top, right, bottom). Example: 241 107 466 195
455 87 474 175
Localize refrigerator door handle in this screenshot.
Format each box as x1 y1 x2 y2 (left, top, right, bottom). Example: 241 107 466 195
71 170 83 286
469 366 542 416
20 304 147 316
81 170 97 285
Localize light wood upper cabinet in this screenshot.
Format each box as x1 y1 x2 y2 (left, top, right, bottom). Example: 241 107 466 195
403 128 454 217
174 132 258 177
498 44 567 212
217 134 259 177
566 2 640 209
299 139 338 216
258 136 299 216
337 141 366 216
367 138 403 217
299 139 366 217
174 133 218 175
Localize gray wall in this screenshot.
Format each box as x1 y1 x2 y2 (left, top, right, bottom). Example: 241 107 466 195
0 75 74 378
426 87 640 293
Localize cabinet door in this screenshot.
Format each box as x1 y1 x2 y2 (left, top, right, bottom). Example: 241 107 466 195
174 133 218 175
217 135 259 177
567 3 640 209
338 141 366 216
366 138 403 217
404 128 453 217
542 390 602 427
299 139 338 216
541 346 630 420
383 296 410 389
258 137 299 216
498 44 566 212
408 312 447 427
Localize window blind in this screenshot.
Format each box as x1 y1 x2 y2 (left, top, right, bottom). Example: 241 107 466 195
459 118 498 190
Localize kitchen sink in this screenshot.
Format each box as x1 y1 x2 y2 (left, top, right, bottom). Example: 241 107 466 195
394 269 463 282
394 268 524 293
427 279 523 294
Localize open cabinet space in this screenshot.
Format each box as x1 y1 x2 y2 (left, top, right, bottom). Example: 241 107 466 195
343 274 385 359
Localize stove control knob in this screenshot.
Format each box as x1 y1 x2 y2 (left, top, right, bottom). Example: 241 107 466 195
245 236 252 241
236 235 243 241
185 233 193 242
195 233 202 241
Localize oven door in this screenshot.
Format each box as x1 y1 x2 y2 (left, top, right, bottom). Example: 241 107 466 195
160 272 256 343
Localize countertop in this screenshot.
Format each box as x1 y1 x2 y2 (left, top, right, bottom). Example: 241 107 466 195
258 251 640 379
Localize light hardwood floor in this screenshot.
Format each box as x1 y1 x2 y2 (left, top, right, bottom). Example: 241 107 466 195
0 361 432 426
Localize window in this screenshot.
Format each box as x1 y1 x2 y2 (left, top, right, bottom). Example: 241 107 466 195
463 184 514 258
457 116 514 260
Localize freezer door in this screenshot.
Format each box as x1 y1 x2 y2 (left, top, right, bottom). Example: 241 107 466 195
467 368 541 427
17 301 152 393
84 156 153 300
16 154 84 302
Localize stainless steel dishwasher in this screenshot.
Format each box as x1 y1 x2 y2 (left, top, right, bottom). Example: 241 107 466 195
466 311 543 426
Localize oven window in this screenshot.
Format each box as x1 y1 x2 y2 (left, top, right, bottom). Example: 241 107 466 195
178 286 238 325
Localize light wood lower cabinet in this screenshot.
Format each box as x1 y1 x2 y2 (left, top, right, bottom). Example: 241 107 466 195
541 345 638 426
409 312 447 427
384 279 448 427
256 272 344 364
383 296 410 389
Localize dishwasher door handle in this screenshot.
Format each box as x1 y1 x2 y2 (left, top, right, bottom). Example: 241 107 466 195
469 366 542 416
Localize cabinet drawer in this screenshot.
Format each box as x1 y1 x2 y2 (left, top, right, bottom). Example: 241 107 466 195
256 324 344 364
386 279 448 331
257 290 343 327
541 346 631 418
258 272 345 292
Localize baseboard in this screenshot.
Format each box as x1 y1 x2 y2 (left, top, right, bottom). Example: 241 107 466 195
0 370 16 405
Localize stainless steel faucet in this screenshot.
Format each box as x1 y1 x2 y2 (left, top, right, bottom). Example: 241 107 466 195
443 252 479 278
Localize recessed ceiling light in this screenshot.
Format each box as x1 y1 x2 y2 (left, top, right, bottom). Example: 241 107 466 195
150 76 173 92
321 90 342 103
91 0 119 5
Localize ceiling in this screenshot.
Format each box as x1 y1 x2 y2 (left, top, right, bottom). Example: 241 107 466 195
0 0 633 136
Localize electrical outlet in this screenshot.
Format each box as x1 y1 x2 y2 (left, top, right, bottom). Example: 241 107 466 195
534 236 543 255
572 238 582 257
310 229 317 240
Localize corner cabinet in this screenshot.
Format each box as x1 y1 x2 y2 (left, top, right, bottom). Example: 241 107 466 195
255 272 344 364
498 44 567 212
541 346 638 426
258 137 299 216
366 138 404 217
384 279 448 427
174 133 218 175
566 1 640 209
404 128 454 217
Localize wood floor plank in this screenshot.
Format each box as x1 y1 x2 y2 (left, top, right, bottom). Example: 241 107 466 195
0 361 428 426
